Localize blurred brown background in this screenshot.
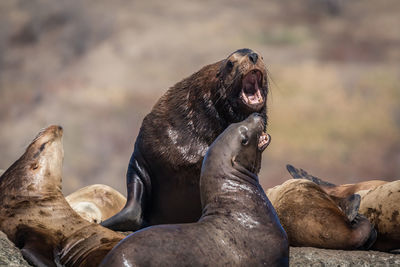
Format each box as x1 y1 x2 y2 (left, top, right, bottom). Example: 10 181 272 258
0 0 399 195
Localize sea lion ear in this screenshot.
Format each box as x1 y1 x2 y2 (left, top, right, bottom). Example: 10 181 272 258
239 126 249 145
216 71 221 78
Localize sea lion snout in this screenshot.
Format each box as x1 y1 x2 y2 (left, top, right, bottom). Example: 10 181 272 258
248 52 258 64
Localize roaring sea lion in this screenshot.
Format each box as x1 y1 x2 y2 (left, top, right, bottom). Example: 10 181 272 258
286 165 399 251
102 48 269 231
100 113 288 266
266 179 376 250
286 164 387 198
0 126 125 267
66 184 126 224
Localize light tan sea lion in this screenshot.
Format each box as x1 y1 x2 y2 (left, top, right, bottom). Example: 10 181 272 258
266 179 376 250
286 164 399 251
355 181 400 251
0 126 124 267
66 184 126 223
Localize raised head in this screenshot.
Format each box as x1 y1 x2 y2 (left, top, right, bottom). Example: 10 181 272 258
0 125 64 195
215 48 268 123
201 113 270 187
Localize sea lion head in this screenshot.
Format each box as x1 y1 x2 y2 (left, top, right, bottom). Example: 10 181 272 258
216 48 268 124
0 125 64 193
202 113 270 179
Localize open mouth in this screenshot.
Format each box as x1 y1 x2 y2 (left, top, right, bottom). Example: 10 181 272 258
240 69 264 110
258 132 271 151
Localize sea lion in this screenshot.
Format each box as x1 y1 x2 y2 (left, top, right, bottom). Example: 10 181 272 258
100 113 289 266
0 126 125 267
266 179 376 249
66 184 126 223
286 164 387 198
0 169 4 176
358 181 400 251
102 48 269 231
286 165 399 251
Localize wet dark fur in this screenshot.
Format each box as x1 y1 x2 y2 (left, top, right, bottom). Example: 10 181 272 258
102 49 269 230
100 114 288 267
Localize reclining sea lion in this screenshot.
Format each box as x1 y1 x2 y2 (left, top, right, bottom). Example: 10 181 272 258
102 48 269 231
266 179 376 250
101 113 289 266
66 184 126 223
286 164 399 251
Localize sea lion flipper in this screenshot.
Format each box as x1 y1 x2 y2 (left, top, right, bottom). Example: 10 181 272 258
337 194 361 222
21 247 57 267
286 164 336 187
286 164 304 179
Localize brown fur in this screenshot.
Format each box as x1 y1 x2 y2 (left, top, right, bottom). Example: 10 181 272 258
266 179 375 249
0 126 124 267
319 180 388 198
358 181 400 251
102 48 269 231
66 184 126 223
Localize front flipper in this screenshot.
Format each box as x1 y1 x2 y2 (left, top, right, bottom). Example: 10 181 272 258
16 229 57 267
101 153 150 231
286 164 336 187
21 247 56 267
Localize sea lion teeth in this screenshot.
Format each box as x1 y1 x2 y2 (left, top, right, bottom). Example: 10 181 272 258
258 132 271 151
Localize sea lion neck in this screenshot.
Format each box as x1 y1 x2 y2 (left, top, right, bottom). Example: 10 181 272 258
199 116 266 218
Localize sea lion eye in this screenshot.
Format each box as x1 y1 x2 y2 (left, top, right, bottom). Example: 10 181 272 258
226 60 234 70
241 136 249 146
239 126 249 145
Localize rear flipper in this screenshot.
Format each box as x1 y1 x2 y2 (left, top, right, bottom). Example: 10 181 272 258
101 154 150 231
330 194 361 222
286 164 336 187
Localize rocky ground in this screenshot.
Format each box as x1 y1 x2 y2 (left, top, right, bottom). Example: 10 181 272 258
1 231 399 266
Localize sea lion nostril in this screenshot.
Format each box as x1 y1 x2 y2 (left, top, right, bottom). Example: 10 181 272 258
249 53 258 64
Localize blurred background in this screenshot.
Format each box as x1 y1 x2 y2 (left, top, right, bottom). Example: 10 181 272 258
0 0 399 195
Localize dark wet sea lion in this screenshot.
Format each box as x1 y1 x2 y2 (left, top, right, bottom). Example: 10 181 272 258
286 165 399 251
266 179 376 250
66 184 126 223
102 48 269 231
286 164 387 198
100 114 289 266
0 126 125 267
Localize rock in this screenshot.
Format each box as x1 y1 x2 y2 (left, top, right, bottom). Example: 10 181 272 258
0 231 31 267
290 246 400 266
1 230 400 266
